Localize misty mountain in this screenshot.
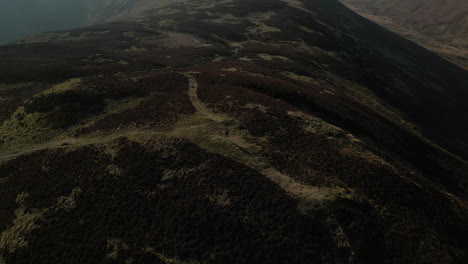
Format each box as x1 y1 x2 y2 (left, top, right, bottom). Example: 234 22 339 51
1 0 467 263
88 0 132 24
0 0 89 44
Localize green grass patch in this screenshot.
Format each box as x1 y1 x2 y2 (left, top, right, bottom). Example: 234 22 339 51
212 56 226 62
246 11 276 20
238 57 254 62
159 19 176 27
0 107 62 155
258 53 291 61
281 71 317 83
300 26 316 33
42 78 81 95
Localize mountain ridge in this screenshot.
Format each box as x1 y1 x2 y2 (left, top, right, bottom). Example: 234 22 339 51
340 0 468 69
1 0 467 263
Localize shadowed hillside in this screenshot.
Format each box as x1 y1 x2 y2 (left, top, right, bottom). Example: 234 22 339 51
0 0 467 263
341 0 468 47
340 0 468 69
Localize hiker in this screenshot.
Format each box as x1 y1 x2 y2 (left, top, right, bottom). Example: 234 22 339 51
225 127 230 138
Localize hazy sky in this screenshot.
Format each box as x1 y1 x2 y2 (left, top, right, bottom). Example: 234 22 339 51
0 0 89 44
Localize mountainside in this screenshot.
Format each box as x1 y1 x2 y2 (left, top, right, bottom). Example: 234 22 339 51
1 0 468 263
340 0 468 69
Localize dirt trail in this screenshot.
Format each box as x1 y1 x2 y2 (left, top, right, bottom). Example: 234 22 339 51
186 73 226 123
183 73 346 204
0 129 169 162
1 73 346 204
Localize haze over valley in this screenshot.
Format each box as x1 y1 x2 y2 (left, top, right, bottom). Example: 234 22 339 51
0 0 90 44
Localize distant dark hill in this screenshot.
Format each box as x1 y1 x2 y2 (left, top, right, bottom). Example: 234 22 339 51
341 0 468 48
307 0 468 160
340 0 468 69
1 0 467 263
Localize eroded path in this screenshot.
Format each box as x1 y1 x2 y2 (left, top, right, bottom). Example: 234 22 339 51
0 129 169 162
0 73 347 205
186 73 226 123
183 72 347 204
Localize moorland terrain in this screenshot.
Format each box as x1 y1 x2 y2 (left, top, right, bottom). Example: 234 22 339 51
1 0 468 263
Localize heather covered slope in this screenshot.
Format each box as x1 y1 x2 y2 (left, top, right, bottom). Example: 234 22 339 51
1 0 468 263
307 0 468 159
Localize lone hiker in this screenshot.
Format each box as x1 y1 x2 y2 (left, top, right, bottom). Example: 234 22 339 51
225 127 230 138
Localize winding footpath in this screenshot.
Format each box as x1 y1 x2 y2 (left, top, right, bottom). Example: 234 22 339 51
0 73 346 205
184 72 346 204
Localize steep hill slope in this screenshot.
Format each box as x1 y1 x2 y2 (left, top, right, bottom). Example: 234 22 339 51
341 0 468 69
1 0 467 263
